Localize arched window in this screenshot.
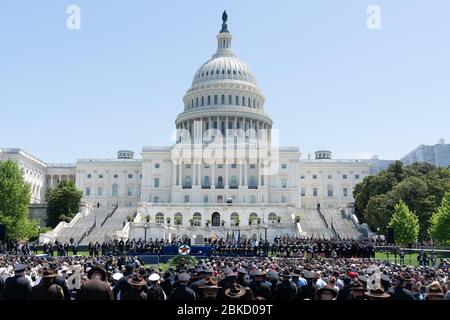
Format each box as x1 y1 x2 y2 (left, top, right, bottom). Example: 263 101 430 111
228 95 232 105
253 99 256 108
248 97 251 107
235 95 239 105
112 183 118 197
268 212 277 223
203 176 210 187
193 212 202 226
242 96 245 106
185 176 191 187
201 96 204 106
214 95 218 105
231 212 239 226
207 95 211 105
196 97 199 107
174 212 183 225
221 95 225 104
250 212 258 220
195 234 204 245
155 212 164 224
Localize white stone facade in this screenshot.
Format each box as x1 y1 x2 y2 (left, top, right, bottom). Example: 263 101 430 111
1 17 383 241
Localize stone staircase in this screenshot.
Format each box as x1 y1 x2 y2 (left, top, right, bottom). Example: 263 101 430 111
296 209 334 239
320 209 364 239
80 208 136 244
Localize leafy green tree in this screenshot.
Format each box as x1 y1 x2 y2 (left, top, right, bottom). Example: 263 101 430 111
0 160 39 240
388 200 419 246
46 180 83 228
354 161 450 240
428 192 450 245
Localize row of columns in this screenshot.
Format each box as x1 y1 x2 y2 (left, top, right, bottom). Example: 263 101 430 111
48 175 75 188
176 116 271 142
173 159 264 188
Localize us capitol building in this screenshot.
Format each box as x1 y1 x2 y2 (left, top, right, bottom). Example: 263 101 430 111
0 14 389 244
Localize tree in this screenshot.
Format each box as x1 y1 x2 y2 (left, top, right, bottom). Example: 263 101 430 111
0 160 39 240
428 192 450 245
388 200 419 246
46 180 83 228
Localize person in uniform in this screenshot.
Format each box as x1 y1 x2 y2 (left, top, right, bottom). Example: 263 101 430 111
249 270 272 300
274 271 297 300
121 274 147 300
76 266 114 300
147 273 166 300
29 267 65 300
3 264 32 300
189 267 213 299
170 273 196 300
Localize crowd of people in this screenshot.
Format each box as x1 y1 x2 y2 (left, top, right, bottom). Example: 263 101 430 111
1 248 449 300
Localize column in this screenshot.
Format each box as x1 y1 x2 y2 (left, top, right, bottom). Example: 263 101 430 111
172 162 176 186
50 175 54 188
244 160 248 186
178 161 183 186
193 160 197 186
234 117 237 136
211 161 215 188
198 162 202 187
239 160 243 186
225 161 229 187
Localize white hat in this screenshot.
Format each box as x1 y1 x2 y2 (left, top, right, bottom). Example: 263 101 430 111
148 273 160 282
112 272 124 281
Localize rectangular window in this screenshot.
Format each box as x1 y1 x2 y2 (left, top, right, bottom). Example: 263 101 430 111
154 178 160 188
281 178 287 188
250 195 256 203
87 174 92 179
127 186 133 196
97 187 103 196
217 195 223 203
231 164 237 169
355 174 360 180
327 186 333 197
281 164 287 169
249 164 256 169
113 174 118 179
313 188 318 197
342 174 347 179
217 164 223 169
301 188 306 197
236 96 239 105
312 174 317 179
185 164 191 169
155 163 160 169
203 195 208 203
249 176 256 187
343 188 348 197
282 195 288 203
98 174 103 179
128 174 133 179
184 195 190 203
153 196 160 203
300 175 305 180
85 187 90 196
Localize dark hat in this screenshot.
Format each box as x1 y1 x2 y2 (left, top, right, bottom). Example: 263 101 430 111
357 275 368 284
343 277 352 286
125 263 135 272
351 280 366 292
178 273 191 282
252 269 265 277
224 268 236 278
280 270 291 278
364 285 390 299
87 266 107 281
268 270 279 281
199 277 221 289
316 287 338 299
237 267 248 275
127 274 147 287
41 267 58 278
13 264 27 273
225 283 246 299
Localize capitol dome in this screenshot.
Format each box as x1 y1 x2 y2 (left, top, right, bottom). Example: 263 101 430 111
176 12 272 144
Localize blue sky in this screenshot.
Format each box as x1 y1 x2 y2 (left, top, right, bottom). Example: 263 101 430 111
0 0 449 163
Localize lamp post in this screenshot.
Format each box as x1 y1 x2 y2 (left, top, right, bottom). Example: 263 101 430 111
144 223 149 242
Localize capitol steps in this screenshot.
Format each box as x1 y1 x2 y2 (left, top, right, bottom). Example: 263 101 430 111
79 208 136 245
296 209 334 239
320 209 364 239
